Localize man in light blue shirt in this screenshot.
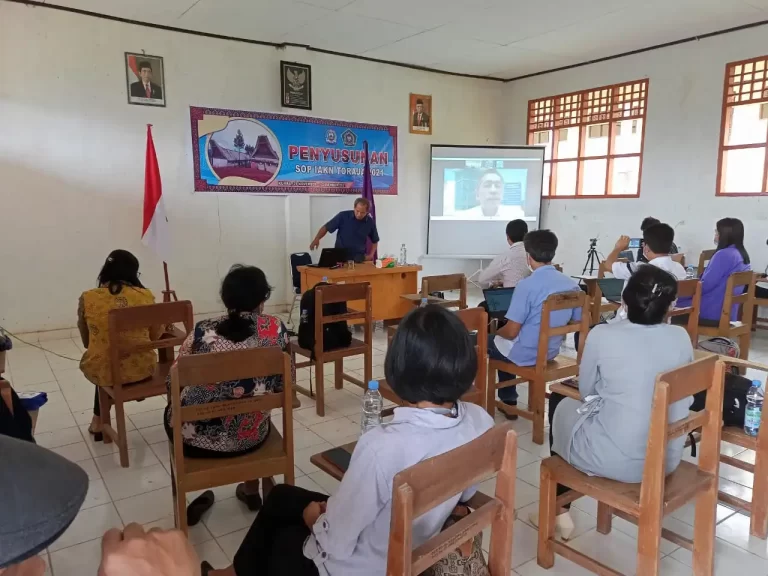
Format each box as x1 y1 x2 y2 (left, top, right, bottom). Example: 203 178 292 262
489 229 582 415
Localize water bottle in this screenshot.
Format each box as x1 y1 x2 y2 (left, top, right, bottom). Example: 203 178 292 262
419 297 428 308
322 276 328 284
399 244 407 265
744 379 764 437
361 380 383 434
685 265 696 279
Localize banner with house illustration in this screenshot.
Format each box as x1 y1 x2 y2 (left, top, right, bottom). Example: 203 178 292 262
190 107 398 195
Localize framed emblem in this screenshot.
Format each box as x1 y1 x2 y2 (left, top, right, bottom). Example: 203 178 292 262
281 61 312 110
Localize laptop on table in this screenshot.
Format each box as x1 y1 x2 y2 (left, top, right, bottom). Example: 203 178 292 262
308 248 349 268
483 287 516 321
596 278 624 305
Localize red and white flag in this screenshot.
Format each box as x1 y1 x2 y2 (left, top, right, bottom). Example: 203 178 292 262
142 125 170 261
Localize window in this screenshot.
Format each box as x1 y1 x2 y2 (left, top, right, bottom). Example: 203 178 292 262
717 56 768 195
527 79 648 198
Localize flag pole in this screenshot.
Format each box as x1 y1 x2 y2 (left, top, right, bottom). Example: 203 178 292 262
162 261 177 303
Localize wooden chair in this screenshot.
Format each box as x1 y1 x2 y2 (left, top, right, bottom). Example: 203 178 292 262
537 355 725 576
715 355 768 538
421 274 468 310
752 275 768 332
697 249 716 278
99 301 194 468
671 253 686 267
487 291 590 445
291 282 373 416
387 424 517 576
379 307 488 412
170 347 295 535
698 271 756 361
668 279 702 346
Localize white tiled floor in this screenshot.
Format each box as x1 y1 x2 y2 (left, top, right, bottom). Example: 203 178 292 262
7 321 768 575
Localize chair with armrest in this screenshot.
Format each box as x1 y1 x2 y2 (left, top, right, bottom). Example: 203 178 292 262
387 424 517 575
100 301 194 468
290 282 373 416
537 355 725 575
169 347 294 535
698 271 755 361
487 291 590 445
421 274 468 310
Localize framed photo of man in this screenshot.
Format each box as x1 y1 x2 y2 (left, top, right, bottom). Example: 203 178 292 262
125 53 166 107
409 93 432 135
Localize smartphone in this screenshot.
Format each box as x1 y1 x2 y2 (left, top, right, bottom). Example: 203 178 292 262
628 238 642 249
325 447 352 472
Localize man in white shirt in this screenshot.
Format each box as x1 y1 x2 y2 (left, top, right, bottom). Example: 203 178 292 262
477 219 531 287
605 223 686 282
455 169 526 220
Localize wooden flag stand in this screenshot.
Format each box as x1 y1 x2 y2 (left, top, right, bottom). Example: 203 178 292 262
162 262 177 303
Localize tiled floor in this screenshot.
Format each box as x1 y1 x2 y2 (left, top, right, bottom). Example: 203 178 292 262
6 320 768 575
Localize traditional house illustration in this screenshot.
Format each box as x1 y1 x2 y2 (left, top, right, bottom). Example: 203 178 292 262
249 135 279 173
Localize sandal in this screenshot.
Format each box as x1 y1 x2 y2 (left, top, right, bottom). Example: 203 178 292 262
236 483 263 511
187 490 215 526
87 426 103 443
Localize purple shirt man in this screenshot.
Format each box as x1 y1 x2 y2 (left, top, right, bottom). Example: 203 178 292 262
678 245 751 321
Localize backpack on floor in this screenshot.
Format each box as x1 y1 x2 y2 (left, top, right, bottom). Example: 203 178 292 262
297 283 352 358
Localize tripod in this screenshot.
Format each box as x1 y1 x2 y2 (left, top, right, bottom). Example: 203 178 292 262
582 240 601 275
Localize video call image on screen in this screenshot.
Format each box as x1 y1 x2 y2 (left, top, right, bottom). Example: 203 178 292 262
438 162 528 221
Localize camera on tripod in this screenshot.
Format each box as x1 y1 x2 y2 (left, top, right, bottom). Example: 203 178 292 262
582 238 601 275
589 238 598 248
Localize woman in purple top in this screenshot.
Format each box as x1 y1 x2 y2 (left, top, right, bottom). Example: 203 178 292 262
678 218 751 324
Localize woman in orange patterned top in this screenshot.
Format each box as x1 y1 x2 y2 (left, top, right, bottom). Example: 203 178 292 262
78 250 157 442
164 265 294 516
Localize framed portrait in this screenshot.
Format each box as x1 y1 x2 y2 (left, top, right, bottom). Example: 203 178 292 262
125 53 166 107
281 61 312 110
409 93 432 135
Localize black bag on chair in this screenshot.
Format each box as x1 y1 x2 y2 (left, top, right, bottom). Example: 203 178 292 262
690 372 751 428
297 283 352 358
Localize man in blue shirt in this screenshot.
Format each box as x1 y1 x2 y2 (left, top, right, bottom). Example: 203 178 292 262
310 198 380 262
489 229 581 417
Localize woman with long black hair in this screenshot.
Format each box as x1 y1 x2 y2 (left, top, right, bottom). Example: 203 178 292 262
78 250 157 442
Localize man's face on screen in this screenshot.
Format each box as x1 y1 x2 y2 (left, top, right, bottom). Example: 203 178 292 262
477 173 503 216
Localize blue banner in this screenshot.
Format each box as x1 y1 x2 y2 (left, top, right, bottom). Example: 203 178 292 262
191 107 398 195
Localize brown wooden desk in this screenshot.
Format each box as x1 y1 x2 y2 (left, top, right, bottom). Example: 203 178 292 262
309 442 493 508
299 263 422 322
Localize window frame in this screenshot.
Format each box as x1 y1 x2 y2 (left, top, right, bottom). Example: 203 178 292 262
527 79 649 199
716 55 768 197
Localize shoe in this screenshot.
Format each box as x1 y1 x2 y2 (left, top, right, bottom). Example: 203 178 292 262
236 483 263 511
187 490 215 526
529 511 575 541
201 561 213 576
499 401 518 421
87 426 103 443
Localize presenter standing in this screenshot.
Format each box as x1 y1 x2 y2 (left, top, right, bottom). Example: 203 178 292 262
310 197 379 262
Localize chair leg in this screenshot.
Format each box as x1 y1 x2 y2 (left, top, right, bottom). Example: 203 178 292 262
98 387 112 445
114 399 129 468
751 442 768 538
597 502 613 534
532 378 546 446
314 360 325 417
486 364 496 417
692 484 717 576
334 359 343 390
363 351 372 385
175 482 188 536
537 465 556 569
636 510 663 576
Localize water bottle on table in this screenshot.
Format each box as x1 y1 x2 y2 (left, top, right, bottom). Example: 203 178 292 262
685 265 696 279
399 244 407 265
419 297 428 308
745 379 764 437
361 380 383 434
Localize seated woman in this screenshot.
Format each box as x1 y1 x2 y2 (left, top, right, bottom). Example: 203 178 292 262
78 250 157 442
164 265 293 517
676 217 751 326
538 266 694 539
202 305 494 576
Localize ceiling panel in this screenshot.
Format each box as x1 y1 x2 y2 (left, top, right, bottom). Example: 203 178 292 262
177 0 334 41
340 0 493 29
281 12 421 54
432 45 565 77
299 0 356 9
51 0 198 23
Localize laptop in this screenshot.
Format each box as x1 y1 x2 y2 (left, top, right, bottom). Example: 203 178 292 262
618 250 635 262
597 278 625 304
308 248 348 268
483 287 515 320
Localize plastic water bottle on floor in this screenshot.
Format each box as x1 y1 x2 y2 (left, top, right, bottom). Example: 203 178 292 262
361 380 383 434
419 297 428 308
745 379 764 437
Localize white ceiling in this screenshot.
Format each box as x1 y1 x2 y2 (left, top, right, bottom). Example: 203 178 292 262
50 0 768 79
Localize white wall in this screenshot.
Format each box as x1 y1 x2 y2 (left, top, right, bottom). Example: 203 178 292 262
0 2 502 332
503 26 768 277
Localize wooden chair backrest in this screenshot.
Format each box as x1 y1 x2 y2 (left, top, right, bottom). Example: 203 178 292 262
314 282 372 354
387 425 517 576
421 274 467 309
455 307 488 394
170 347 293 478
668 279 702 346
671 253 686 267
716 271 756 333
108 301 194 386
640 356 724 514
534 291 591 370
697 249 716 277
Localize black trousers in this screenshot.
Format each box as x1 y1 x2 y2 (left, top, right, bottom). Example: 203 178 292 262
548 392 572 508
233 484 327 576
